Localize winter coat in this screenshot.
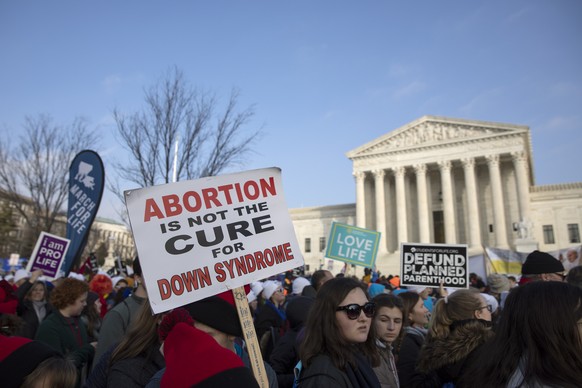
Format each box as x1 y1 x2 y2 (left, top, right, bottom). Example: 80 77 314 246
298 352 380 388
269 327 301 388
373 341 399 388
255 300 286 359
35 310 95 387
16 280 53 339
298 354 353 388
396 326 426 387
93 293 145 369
411 319 494 387
106 343 165 388
143 346 280 388
269 296 313 388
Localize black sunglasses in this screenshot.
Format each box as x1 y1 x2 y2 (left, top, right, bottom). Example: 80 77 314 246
336 302 376 320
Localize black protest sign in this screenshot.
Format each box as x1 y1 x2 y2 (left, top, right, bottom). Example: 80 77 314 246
400 243 469 289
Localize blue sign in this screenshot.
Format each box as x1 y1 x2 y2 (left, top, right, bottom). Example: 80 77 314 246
325 222 380 268
63 150 104 275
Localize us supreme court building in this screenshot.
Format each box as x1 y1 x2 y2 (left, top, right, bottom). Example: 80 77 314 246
290 116 582 276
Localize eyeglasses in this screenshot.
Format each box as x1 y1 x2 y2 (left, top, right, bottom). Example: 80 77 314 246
478 305 493 313
336 302 376 320
553 272 566 281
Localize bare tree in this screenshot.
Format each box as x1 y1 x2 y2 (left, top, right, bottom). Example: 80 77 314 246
110 66 259 198
0 114 99 237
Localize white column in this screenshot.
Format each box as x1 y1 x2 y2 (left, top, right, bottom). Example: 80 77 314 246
511 151 531 222
414 164 430 243
354 171 366 228
462 158 482 249
394 166 408 246
486 154 509 249
373 169 388 254
438 160 457 243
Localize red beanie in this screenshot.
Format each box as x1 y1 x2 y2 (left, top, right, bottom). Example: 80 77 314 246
161 322 259 388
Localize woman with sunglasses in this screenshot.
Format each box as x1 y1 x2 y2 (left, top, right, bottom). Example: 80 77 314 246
411 289 493 387
298 277 380 387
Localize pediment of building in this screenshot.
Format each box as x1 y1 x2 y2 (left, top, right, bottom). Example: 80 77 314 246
347 115 529 159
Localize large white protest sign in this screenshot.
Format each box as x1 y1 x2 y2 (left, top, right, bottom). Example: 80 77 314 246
125 167 304 313
400 242 469 289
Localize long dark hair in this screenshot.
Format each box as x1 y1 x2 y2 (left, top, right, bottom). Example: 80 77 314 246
372 293 405 351
459 281 582 387
300 277 380 369
109 301 161 366
398 291 422 327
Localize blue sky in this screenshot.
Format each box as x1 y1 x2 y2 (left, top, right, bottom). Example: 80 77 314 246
1 1 581 221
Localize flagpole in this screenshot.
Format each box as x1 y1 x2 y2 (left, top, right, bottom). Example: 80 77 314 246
172 137 179 183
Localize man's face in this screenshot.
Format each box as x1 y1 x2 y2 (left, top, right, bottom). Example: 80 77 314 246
567 250 578 263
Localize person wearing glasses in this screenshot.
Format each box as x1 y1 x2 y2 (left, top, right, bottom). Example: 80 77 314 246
395 291 429 387
297 277 381 387
410 289 494 387
458 281 582 387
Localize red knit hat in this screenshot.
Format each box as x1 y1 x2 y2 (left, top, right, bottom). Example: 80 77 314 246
161 322 259 388
0 335 59 388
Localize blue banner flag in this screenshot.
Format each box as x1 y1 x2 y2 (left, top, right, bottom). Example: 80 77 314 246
62 150 104 275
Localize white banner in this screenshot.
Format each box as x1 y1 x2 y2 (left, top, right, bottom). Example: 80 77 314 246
125 167 304 313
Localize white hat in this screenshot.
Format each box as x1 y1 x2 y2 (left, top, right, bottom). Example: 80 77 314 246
96 270 111 280
292 277 310 295
111 276 125 287
480 293 499 313
247 290 257 304
407 285 430 294
5 274 14 282
250 281 264 297
68 272 85 281
262 280 281 300
14 269 30 284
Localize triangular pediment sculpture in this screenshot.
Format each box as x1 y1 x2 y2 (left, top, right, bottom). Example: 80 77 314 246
347 115 528 158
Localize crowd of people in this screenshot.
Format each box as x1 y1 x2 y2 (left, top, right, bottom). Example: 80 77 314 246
1 249 582 387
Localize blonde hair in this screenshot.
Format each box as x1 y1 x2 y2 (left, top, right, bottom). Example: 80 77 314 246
429 289 482 339
21 357 77 388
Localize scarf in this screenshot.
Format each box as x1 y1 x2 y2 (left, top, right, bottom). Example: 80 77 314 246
404 325 428 338
32 300 47 323
344 352 381 388
265 299 286 322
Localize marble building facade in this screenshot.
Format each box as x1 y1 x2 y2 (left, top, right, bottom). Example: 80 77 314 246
291 116 582 276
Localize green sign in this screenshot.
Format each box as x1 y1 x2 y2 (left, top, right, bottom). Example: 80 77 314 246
325 222 380 268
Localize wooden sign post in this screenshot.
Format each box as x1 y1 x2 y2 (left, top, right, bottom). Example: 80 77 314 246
233 286 269 388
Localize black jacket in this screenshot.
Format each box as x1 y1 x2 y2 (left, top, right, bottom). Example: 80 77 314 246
16 281 53 339
396 327 426 387
411 320 494 387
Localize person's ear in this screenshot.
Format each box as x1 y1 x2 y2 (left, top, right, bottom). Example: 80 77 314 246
474 308 482 319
